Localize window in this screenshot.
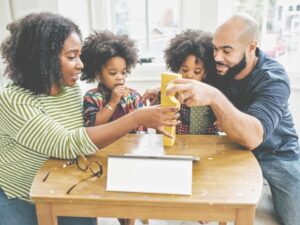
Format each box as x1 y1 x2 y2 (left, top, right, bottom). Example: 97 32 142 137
235 0 266 36
278 5 283 20
235 0 300 75
113 0 182 60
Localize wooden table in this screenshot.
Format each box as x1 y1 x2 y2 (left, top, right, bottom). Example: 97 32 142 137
30 134 263 225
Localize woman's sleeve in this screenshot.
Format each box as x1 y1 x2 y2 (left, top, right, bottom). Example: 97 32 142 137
0 90 98 159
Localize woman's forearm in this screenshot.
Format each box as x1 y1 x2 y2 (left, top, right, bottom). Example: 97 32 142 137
86 111 137 148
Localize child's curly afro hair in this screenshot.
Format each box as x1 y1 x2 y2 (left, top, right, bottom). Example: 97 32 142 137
80 30 138 83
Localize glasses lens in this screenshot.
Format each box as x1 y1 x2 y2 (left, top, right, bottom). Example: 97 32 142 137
77 155 89 171
89 161 103 176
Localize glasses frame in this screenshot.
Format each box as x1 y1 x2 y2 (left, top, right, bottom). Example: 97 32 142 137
42 155 103 194
42 159 77 182
66 161 103 194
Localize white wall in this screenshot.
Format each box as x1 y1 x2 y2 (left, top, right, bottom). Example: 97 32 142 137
10 0 58 18
0 0 60 87
0 0 13 87
0 0 12 38
90 0 113 31
57 0 91 38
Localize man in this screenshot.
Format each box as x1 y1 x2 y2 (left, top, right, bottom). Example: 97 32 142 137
167 14 300 225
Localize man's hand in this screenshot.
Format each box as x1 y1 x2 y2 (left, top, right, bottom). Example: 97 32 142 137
166 79 216 107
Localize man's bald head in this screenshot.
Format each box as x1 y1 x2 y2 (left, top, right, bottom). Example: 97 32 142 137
215 13 259 45
213 13 259 80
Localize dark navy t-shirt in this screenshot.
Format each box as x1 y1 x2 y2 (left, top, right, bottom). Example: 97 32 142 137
214 48 299 161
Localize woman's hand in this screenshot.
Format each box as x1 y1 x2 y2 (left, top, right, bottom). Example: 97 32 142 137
134 106 180 138
86 105 180 148
142 86 161 106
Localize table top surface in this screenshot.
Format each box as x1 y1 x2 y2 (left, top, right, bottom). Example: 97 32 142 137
30 134 263 208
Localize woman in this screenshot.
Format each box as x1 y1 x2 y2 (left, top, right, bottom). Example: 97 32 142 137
0 12 179 225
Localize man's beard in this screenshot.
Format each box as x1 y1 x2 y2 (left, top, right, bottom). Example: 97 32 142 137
216 54 247 80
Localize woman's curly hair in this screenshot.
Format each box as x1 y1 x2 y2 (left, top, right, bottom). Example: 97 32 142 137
164 29 216 79
80 30 138 83
0 12 81 95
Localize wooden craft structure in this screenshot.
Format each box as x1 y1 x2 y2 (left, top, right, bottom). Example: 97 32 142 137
161 72 182 146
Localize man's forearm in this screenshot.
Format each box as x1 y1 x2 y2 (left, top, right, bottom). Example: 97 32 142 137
210 88 263 150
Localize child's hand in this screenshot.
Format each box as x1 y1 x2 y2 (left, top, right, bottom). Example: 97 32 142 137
142 86 160 106
110 85 127 104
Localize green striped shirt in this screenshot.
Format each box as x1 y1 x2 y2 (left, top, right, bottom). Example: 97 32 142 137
0 82 98 201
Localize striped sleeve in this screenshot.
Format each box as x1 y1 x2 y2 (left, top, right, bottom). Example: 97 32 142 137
0 85 98 159
15 114 97 158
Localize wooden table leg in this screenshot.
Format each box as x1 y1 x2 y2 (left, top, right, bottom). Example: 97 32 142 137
235 208 255 225
35 203 58 225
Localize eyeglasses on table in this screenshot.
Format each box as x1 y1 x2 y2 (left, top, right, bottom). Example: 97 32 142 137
42 154 103 194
